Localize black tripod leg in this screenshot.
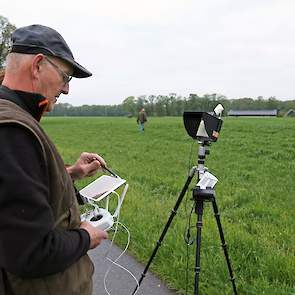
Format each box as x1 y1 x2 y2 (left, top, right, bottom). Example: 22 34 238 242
211 198 238 295
194 200 204 295
132 167 197 294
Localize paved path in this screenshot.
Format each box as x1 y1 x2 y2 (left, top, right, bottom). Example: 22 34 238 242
89 240 177 295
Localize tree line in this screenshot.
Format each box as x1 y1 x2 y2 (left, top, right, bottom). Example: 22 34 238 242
47 94 295 117
1 15 294 118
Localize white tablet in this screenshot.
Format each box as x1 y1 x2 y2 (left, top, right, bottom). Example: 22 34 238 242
79 175 126 202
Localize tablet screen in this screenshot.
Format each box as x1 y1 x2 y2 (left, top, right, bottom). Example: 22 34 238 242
80 175 126 202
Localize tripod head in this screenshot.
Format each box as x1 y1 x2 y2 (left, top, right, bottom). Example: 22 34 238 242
192 141 217 202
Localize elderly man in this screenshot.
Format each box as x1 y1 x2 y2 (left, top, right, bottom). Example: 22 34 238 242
0 25 107 295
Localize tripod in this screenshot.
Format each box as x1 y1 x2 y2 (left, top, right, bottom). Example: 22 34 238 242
132 141 238 295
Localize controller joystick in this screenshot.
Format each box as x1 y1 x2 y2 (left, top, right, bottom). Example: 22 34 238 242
81 208 114 231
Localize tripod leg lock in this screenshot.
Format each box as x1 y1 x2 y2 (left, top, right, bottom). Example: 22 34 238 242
194 266 201 274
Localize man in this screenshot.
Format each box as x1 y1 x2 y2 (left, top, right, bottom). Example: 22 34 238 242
0 24 108 295
136 108 147 132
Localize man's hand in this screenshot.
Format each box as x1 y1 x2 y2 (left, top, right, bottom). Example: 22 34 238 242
80 221 108 249
66 152 106 180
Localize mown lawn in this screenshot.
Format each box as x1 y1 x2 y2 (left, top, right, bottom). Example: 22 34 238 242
42 116 295 295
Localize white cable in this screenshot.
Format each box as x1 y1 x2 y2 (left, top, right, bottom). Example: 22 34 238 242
99 189 139 294
105 191 121 257
103 221 140 295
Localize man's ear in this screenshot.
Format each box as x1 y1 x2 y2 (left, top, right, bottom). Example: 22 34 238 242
31 54 45 79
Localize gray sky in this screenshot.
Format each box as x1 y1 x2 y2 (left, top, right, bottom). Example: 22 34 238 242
2 0 295 105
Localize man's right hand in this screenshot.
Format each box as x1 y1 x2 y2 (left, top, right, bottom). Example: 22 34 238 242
80 221 108 249
67 152 106 181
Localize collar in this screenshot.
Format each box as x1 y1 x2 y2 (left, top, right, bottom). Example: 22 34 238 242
0 85 49 122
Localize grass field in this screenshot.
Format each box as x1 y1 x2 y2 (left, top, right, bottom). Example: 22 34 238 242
42 116 295 295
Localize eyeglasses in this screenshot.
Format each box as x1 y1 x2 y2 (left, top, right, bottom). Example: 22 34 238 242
44 56 72 85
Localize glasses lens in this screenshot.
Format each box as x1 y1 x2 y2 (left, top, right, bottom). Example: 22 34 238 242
66 75 73 84
45 56 72 84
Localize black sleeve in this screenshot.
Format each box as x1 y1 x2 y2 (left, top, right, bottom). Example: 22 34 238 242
0 124 90 278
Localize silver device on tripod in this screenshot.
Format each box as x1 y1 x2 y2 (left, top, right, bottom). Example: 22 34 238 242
132 104 238 295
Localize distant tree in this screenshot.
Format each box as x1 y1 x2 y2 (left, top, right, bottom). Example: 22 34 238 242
267 96 279 109
0 16 16 68
175 96 184 116
154 95 166 116
186 93 199 110
231 97 254 110
168 93 177 115
136 95 147 111
48 103 126 117
146 94 156 115
122 96 137 116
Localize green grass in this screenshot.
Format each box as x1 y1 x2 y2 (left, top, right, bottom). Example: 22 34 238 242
41 116 295 295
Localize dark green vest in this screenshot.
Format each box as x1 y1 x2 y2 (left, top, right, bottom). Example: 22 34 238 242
0 99 94 295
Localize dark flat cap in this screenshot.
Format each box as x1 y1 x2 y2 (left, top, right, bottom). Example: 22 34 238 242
11 24 92 78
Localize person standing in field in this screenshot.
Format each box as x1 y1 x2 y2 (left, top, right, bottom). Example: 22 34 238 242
0 24 108 295
137 107 147 132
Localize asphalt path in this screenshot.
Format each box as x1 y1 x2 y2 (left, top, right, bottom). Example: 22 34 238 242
89 240 177 295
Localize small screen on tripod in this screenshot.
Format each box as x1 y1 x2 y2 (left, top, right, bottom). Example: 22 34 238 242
183 112 223 142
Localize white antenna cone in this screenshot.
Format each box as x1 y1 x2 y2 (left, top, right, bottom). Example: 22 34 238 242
196 119 209 138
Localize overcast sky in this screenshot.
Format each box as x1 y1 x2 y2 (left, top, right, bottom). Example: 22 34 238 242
2 0 295 105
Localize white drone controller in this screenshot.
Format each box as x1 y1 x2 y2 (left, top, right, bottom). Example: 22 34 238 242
80 205 114 231
79 175 128 231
